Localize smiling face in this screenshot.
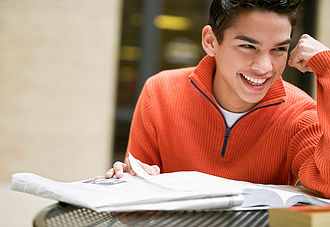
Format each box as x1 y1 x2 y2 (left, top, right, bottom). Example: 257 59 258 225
203 10 292 112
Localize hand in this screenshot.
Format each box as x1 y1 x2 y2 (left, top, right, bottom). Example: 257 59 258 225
105 157 160 179
288 34 329 73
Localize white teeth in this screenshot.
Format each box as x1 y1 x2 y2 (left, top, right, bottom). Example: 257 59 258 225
241 74 267 86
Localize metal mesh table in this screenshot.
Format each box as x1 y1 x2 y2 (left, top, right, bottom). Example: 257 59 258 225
33 202 270 227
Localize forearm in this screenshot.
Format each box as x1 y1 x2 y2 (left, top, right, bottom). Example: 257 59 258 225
297 50 330 198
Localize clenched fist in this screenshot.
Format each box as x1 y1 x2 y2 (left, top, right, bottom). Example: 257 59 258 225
288 34 329 73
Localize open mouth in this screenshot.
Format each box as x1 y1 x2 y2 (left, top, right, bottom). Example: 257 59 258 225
240 73 268 86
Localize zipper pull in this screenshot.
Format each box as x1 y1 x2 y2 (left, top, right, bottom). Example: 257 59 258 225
221 127 231 157
224 127 231 139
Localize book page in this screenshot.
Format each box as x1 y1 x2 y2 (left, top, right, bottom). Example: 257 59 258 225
128 152 243 194
260 185 330 207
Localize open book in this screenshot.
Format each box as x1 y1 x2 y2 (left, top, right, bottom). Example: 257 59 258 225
10 154 330 212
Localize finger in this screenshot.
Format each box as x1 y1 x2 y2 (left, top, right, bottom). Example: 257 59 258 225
297 61 311 73
136 160 152 174
288 50 297 68
291 61 308 73
113 161 126 178
105 168 114 179
151 165 160 175
288 50 308 73
137 160 160 175
289 45 298 59
125 157 137 176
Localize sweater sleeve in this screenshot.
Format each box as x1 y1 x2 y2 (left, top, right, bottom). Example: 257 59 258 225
126 78 162 169
290 50 330 198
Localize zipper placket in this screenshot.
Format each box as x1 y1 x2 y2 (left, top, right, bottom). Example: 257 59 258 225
189 78 284 157
221 127 231 157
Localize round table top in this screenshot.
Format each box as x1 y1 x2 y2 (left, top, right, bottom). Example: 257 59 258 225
33 202 270 227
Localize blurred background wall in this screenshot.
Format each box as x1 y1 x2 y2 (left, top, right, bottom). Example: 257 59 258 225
0 0 122 226
318 0 330 49
0 0 121 182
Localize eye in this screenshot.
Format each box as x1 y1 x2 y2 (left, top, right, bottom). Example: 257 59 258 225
240 44 255 49
273 47 288 52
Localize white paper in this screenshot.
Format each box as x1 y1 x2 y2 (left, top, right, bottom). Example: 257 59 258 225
128 152 244 193
11 172 244 212
10 153 330 212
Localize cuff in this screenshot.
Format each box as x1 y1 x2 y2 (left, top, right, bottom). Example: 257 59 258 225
307 50 330 77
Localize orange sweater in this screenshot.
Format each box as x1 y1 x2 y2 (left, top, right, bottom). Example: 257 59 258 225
127 51 330 198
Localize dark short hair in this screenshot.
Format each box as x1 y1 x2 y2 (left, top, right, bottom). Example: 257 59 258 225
209 0 302 43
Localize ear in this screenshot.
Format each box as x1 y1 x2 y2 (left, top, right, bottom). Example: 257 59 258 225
202 25 217 57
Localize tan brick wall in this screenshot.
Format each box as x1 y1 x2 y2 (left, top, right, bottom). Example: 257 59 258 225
0 0 122 182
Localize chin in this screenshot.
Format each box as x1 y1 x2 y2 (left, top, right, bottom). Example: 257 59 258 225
241 95 266 107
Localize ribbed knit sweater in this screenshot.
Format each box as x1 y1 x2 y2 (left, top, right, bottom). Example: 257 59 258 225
127 50 330 198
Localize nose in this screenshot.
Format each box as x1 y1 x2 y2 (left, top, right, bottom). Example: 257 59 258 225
250 53 273 74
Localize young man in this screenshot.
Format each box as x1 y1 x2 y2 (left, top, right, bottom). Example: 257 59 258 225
106 0 330 198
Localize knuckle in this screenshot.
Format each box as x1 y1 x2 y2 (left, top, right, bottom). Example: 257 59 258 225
152 165 160 170
106 168 113 173
151 165 160 174
105 169 114 178
113 161 124 169
114 161 121 165
301 34 310 40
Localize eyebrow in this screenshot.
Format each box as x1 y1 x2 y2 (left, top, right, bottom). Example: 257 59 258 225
234 35 291 46
277 39 291 46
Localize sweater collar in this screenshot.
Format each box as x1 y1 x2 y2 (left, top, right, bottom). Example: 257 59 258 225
189 55 287 107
